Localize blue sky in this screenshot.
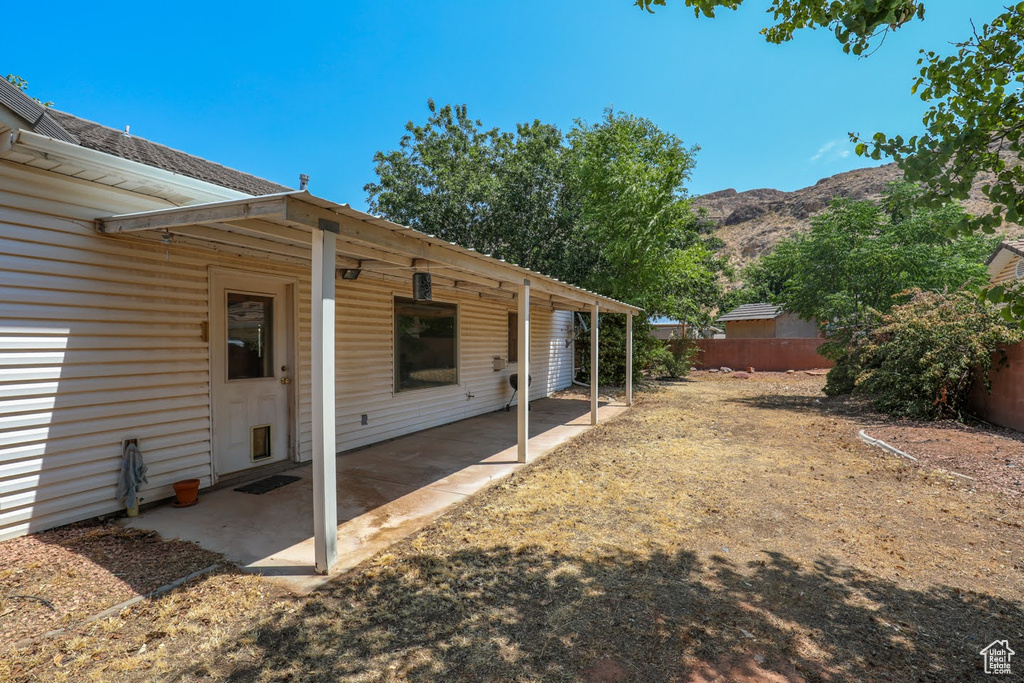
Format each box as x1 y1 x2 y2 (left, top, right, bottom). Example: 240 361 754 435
3 1 1006 209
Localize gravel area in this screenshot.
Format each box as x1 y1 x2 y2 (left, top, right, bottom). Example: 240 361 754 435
866 421 1024 503
0 520 223 648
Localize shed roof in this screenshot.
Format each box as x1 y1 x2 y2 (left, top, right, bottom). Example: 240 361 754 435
716 303 783 322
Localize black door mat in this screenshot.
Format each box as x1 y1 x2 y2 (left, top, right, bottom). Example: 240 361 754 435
234 474 302 495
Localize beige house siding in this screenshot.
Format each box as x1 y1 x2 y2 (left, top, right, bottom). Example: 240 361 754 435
724 319 775 339
992 255 1021 286
0 161 572 541
301 276 572 456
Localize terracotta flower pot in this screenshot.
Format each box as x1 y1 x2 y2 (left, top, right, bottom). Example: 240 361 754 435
172 478 200 507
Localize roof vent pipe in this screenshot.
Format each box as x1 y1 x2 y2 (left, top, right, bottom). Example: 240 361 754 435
299 173 309 191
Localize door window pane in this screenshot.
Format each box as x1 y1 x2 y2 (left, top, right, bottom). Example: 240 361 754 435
395 298 457 391
227 293 274 380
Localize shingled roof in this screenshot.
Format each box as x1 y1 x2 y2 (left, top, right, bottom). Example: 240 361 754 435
0 77 290 196
716 303 784 323
46 110 292 196
986 239 1024 266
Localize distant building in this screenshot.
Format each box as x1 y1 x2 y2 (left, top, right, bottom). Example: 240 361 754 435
651 322 685 340
715 304 820 339
986 239 1024 285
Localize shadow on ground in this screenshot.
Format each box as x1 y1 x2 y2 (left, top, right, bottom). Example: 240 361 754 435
171 545 1019 682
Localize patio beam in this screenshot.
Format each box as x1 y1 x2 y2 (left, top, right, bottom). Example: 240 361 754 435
591 303 599 425
282 197 638 314
98 197 288 233
518 279 530 463
626 313 633 407
311 221 339 574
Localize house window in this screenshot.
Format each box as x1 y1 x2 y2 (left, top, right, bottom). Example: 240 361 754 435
395 298 458 391
227 292 274 380
508 312 518 362
1016 259 1024 279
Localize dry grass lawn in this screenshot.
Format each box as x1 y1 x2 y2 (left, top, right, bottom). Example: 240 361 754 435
3 373 1023 682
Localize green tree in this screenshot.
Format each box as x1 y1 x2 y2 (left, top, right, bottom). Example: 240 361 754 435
633 0 924 55
365 101 592 280
732 183 998 324
566 108 725 322
821 289 1022 419
365 102 727 322
4 74 53 107
366 102 729 384
633 2 1024 322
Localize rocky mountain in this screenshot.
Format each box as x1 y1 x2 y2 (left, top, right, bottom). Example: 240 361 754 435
695 162 1019 268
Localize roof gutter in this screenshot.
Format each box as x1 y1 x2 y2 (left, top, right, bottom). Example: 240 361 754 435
6 128 250 204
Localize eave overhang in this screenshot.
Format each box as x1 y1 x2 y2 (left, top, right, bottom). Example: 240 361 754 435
96 191 642 315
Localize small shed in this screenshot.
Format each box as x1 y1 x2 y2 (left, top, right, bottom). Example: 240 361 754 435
715 303 819 339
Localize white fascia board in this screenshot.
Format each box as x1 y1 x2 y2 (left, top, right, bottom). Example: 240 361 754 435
9 128 249 204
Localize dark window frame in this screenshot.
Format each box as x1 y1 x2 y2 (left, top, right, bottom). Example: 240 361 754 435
394 297 459 392
226 291 274 381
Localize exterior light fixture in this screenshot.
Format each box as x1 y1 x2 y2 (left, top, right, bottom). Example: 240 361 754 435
339 268 361 280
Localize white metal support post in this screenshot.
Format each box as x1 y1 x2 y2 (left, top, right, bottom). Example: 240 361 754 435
517 279 530 463
312 219 338 574
591 302 599 425
625 313 633 406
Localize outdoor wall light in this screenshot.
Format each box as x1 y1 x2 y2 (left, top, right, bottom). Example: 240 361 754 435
339 268 361 280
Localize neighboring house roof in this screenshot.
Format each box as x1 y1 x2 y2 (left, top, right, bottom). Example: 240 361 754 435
0 76 290 196
716 303 783 323
986 239 1024 266
986 239 1024 265
986 239 1024 284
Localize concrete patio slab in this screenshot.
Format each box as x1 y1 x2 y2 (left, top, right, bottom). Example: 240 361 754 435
123 394 627 593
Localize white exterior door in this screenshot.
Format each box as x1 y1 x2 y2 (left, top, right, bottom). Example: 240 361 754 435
210 270 294 478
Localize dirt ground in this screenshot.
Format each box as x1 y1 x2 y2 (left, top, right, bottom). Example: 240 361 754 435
2 372 1022 682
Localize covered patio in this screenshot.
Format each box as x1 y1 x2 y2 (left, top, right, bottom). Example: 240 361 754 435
99 190 640 575
123 393 628 592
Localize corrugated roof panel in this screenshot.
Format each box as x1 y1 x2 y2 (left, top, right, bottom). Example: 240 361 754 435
716 303 783 322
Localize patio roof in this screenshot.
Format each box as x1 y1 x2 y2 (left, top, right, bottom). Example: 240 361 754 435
97 190 638 575
95 191 641 315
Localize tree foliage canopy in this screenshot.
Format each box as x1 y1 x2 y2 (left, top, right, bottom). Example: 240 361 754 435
365 102 726 324
566 109 724 320
634 1 1024 322
633 0 924 54
821 289 1022 419
732 183 998 324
